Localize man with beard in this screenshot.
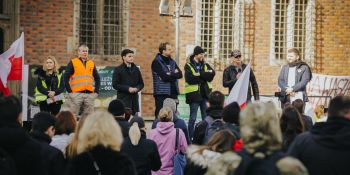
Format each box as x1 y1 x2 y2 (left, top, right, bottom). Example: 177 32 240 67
278 48 312 105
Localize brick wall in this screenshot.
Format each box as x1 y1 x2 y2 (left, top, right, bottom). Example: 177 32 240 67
19 0 350 117
20 0 75 66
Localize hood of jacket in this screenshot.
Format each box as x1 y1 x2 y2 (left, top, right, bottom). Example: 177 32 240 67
206 106 223 119
155 122 175 135
311 117 350 150
0 123 30 152
30 131 52 144
187 145 222 168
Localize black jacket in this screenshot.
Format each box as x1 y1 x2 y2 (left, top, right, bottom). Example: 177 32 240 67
121 133 161 175
302 114 313 131
35 67 65 97
223 64 259 100
184 58 215 104
288 117 350 175
0 122 45 175
30 131 66 175
192 106 223 145
115 117 130 138
112 63 144 113
151 54 182 97
65 145 136 175
63 58 100 93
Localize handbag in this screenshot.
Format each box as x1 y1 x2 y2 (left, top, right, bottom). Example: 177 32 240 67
173 128 186 175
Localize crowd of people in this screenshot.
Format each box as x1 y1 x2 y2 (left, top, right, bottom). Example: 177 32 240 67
1 42 349 175
1 93 350 175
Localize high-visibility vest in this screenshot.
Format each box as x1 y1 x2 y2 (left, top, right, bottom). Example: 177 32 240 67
35 73 63 102
185 63 212 94
69 58 95 92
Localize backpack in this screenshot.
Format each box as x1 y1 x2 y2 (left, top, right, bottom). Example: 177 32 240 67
202 119 225 144
0 148 16 175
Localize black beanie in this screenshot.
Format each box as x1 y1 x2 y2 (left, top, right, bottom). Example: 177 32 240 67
193 46 205 56
222 102 241 125
108 99 125 116
32 112 56 132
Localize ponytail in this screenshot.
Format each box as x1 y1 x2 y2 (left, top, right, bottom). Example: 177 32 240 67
129 123 141 146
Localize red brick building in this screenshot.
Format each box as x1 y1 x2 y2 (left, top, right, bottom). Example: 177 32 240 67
1 0 349 117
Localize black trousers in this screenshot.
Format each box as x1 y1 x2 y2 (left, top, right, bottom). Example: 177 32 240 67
39 101 62 116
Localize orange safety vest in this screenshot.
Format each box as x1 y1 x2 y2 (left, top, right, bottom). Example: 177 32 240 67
69 58 95 92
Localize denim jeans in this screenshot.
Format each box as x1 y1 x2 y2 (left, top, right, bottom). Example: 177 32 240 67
188 100 207 139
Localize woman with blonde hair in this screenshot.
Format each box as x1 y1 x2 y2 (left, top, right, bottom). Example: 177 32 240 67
65 110 136 175
34 56 65 115
121 116 161 175
148 107 188 175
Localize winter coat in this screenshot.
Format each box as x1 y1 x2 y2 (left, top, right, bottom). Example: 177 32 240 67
115 117 130 138
192 106 223 145
112 63 144 113
151 53 182 97
65 145 136 175
223 64 260 100
205 150 308 175
148 122 188 175
184 145 221 175
35 67 65 103
0 122 45 175
50 133 73 154
121 133 162 175
152 114 190 144
278 62 312 102
288 117 350 175
184 58 215 104
30 131 66 175
302 114 313 131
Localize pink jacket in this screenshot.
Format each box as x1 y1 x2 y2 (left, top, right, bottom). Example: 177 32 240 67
148 122 188 175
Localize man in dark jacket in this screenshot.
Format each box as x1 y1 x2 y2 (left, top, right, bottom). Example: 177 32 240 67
151 42 183 118
278 48 312 105
223 50 259 102
112 49 144 115
185 46 215 139
30 112 66 175
108 99 130 138
0 95 45 175
288 96 350 175
192 91 225 145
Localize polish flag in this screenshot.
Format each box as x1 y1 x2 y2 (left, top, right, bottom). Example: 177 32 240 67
225 60 252 109
0 32 24 96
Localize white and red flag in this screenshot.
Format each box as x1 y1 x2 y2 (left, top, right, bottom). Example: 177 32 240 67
225 60 252 109
0 32 24 96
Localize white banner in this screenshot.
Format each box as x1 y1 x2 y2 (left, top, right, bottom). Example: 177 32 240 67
307 73 350 107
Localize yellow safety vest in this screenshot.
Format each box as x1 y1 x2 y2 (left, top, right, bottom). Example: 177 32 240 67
185 63 212 94
35 73 63 102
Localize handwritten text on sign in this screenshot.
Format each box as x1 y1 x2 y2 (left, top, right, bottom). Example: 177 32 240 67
307 73 350 106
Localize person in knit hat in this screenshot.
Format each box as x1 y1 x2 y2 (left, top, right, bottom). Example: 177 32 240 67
108 99 130 138
184 46 216 139
223 49 260 102
152 98 190 144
